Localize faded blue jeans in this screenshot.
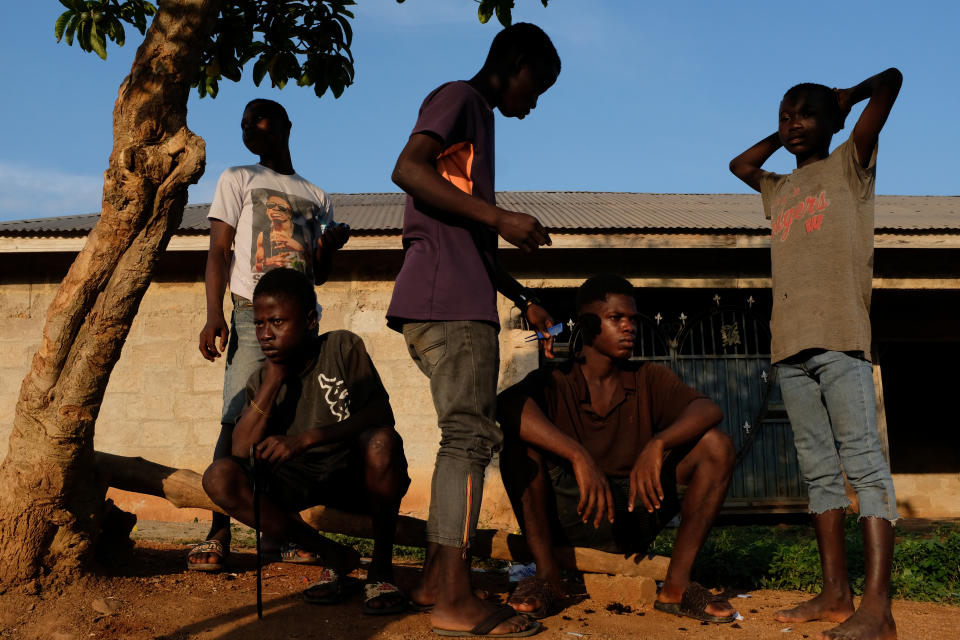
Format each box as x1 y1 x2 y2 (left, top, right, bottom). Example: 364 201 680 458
212 294 265 461
777 350 898 522
403 321 502 549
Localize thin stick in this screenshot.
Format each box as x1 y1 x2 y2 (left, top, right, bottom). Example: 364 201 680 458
251 446 263 620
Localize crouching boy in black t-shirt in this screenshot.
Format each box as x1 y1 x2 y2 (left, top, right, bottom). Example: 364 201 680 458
202 268 410 614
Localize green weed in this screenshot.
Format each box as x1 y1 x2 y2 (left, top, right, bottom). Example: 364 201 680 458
651 519 960 603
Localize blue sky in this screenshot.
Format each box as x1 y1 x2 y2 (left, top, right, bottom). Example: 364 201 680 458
1 0 957 222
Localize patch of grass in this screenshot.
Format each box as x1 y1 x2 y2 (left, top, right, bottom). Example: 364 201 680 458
650 519 960 604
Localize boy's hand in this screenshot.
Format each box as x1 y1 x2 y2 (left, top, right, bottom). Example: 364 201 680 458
571 452 615 529
255 434 306 468
319 223 350 252
263 358 291 383
834 87 855 118
628 438 666 513
495 210 551 253
525 302 556 359
199 316 229 362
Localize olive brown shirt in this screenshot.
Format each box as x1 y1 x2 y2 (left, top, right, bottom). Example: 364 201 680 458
499 359 706 477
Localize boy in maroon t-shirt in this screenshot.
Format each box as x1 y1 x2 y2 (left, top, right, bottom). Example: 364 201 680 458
388 23 560 638
498 275 736 623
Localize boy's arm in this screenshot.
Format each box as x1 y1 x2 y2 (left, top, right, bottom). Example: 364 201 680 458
232 361 287 459
729 133 782 193
505 394 615 528
251 379 394 468
392 132 551 253
313 224 350 286
835 67 903 168
294 392 393 450
199 220 236 361
493 264 556 358
628 397 723 513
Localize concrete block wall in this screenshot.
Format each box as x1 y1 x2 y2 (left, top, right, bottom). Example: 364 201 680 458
2 273 956 525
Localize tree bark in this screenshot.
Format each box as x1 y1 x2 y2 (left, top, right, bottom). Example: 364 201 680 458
95 452 671 580
0 0 222 587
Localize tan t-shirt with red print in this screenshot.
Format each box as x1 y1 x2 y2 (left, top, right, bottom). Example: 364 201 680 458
760 139 877 362
759 136 878 364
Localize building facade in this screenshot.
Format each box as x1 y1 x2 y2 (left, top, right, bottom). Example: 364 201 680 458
1 192 958 526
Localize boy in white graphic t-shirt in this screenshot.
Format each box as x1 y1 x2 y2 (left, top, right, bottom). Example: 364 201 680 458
189 98 350 572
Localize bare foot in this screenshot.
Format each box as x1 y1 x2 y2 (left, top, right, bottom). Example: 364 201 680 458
775 592 855 624
431 595 538 636
816 605 896 640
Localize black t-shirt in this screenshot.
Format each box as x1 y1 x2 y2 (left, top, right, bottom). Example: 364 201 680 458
245 330 393 466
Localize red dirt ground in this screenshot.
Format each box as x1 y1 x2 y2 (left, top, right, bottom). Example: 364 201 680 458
2 538 959 640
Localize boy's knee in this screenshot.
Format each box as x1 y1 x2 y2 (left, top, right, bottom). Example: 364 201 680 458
499 442 545 490
363 426 405 467
699 428 736 472
202 458 244 502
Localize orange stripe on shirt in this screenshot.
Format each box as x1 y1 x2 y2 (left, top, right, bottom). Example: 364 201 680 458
437 141 475 195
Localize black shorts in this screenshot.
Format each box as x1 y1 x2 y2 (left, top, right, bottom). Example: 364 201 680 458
544 446 689 555
233 447 369 514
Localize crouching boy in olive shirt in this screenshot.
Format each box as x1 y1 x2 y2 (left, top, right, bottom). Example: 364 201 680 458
203 268 410 614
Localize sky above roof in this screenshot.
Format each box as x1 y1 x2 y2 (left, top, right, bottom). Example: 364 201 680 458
1 1 958 222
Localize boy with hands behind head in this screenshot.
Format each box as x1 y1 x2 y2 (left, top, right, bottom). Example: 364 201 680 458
730 68 903 640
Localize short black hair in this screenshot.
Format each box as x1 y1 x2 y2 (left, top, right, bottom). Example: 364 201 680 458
575 274 635 314
245 98 291 127
482 22 561 79
253 268 316 315
782 83 844 133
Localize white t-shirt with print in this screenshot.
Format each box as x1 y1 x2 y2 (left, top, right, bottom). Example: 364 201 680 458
207 164 334 301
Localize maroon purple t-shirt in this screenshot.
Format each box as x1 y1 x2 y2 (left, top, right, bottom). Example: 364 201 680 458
387 81 499 329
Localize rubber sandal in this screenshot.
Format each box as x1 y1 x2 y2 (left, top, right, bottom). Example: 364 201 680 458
363 581 407 615
279 542 323 565
410 588 490 613
186 539 226 572
653 582 735 623
507 577 559 619
303 568 346 605
432 605 543 637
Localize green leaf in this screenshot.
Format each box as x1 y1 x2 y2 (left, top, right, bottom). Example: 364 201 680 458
252 56 268 86
112 19 125 47
64 15 79 46
55 11 71 42
78 18 91 52
90 20 107 59
477 0 494 24
495 1 513 27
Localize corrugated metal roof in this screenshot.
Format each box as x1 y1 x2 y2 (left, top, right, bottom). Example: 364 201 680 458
1 192 957 237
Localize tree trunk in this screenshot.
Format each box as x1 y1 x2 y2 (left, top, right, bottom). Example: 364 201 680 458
0 0 222 588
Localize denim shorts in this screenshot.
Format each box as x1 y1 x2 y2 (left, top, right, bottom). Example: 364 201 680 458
777 349 898 522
